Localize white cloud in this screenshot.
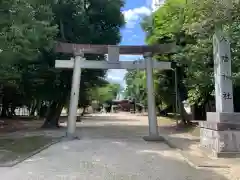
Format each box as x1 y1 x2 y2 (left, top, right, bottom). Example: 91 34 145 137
120 55 143 61
107 69 127 87
123 6 151 29
151 0 165 11
106 56 144 87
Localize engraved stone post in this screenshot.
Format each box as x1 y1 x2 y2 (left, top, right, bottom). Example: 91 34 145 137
200 31 240 158
213 30 233 113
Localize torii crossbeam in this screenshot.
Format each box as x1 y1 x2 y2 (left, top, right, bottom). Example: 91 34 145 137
55 42 176 55
55 42 176 141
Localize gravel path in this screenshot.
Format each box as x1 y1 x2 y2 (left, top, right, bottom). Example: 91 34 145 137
0 113 229 180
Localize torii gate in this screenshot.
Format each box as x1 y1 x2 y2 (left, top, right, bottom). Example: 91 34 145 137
55 42 176 141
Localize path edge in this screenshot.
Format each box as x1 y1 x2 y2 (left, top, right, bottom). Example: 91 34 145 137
0 137 64 167
161 135 230 169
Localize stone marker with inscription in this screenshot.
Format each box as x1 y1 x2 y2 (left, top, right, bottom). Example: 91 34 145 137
200 30 240 157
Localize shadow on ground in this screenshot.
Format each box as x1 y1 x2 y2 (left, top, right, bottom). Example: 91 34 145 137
0 137 230 180
0 114 200 153
0 114 234 179
75 115 200 152
82 115 140 122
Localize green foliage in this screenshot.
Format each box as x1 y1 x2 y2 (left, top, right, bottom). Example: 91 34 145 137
140 0 240 110
90 83 121 104
0 0 58 62
0 0 125 123
124 69 147 105
143 0 186 44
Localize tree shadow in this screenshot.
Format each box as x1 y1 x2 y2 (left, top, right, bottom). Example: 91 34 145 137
0 133 229 180
74 115 200 153
71 123 228 179
82 115 140 122
131 150 228 180
76 123 199 151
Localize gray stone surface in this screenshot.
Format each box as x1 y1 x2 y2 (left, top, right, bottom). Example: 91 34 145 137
0 114 230 179
201 112 240 157
207 112 240 123
199 121 240 131
200 128 240 152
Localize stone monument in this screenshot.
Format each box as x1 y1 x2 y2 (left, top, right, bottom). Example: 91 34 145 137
200 30 240 157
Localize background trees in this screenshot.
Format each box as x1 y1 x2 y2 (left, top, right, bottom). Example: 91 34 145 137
3 0 240 127
90 83 122 105
124 0 240 124
0 0 125 127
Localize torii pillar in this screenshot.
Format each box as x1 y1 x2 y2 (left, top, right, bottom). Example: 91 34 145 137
143 53 162 141
67 52 84 138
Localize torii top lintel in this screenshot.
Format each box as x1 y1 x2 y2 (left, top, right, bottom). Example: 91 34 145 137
55 42 176 55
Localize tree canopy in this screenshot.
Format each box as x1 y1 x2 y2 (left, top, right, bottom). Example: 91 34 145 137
90 83 121 104
124 0 240 123
0 0 125 127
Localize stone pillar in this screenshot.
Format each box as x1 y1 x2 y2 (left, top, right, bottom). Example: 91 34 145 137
67 55 83 139
143 53 163 141
200 30 240 158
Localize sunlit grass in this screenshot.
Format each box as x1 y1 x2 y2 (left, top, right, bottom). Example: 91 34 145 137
157 115 200 137
157 116 176 126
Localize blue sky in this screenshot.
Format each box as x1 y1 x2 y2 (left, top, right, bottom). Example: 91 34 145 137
106 0 153 88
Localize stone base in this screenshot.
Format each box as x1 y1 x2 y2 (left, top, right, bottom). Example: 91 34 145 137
200 146 240 158
64 133 80 141
207 112 240 123
143 135 165 142
200 112 240 158
200 128 240 153
199 121 240 131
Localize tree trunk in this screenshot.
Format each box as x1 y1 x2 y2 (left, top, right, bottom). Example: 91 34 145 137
10 105 16 117
30 100 38 116
81 106 86 116
193 104 206 121
157 106 161 116
1 95 9 118
52 103 64 125
35 101 43 120
42 101 64 128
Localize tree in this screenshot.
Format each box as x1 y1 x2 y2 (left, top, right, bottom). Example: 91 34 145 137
90 83 121 104
0 0 58 118
41 0 125 127
0 0 125 128
124 69 147 106
140 0 240 123
176 0 240 109
0 0 58 62
140 0 191 123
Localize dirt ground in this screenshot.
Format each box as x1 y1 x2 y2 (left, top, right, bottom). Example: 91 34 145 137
0 116 69 134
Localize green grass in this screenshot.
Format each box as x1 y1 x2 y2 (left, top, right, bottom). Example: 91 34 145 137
0 136 57 165
157 116 176 126
157 116 200 137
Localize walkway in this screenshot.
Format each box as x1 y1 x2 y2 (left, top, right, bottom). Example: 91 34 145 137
0 113 230 179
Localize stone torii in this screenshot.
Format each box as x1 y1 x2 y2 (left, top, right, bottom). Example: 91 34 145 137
54 42 176 141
